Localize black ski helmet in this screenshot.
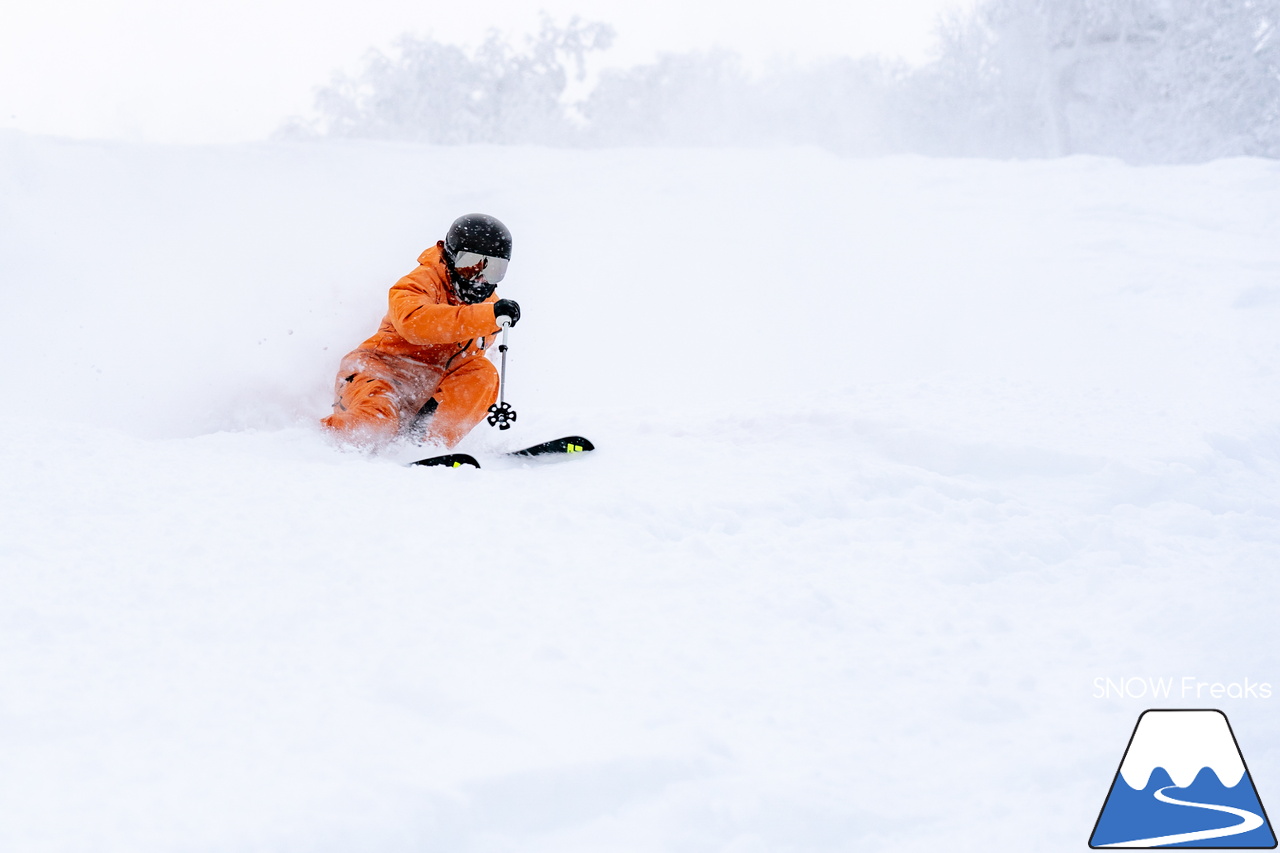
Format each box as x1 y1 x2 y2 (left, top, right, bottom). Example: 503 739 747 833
444 213 511 259
443 213 512 303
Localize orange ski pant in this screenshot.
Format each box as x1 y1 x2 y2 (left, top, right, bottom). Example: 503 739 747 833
321 356 499 448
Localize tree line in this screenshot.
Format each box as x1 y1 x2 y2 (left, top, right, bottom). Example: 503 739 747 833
283 1 1280 163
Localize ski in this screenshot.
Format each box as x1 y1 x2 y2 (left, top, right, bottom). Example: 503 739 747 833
407 453 480 469
506 435 595 459
407 436 594 469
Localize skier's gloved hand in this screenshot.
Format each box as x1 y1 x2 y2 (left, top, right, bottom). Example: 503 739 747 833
493 298 521 328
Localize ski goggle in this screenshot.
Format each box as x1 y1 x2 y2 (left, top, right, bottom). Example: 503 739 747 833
453 251 509 284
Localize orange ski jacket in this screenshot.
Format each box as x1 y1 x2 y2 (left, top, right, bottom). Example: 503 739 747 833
355 242 502 369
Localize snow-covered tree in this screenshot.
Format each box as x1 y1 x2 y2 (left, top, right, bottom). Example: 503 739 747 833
298 17 613 145
581 53 894 153
580 50 757 147
912 0 1280 160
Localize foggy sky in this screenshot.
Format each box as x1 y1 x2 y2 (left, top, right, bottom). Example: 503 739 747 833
0 0 973 144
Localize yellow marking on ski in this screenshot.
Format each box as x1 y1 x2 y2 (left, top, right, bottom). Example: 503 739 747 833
452 461 461 467
568 444 582 453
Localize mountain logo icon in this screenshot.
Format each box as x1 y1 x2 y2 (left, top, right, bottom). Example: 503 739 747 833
1090 709 1277 848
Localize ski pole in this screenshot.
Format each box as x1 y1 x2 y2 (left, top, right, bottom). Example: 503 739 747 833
487 320 516 429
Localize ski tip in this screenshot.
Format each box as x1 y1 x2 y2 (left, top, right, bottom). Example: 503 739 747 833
408 453 481 469
560 436 595 453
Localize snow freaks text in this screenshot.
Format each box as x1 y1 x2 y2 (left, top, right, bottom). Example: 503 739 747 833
1093 677 1274 701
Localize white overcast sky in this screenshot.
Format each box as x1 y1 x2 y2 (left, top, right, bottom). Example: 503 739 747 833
0 0 974 144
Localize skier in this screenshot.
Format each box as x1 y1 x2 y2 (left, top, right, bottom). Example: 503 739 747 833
321 213 520 449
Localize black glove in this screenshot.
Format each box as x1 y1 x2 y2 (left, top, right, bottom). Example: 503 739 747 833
493 298 521 328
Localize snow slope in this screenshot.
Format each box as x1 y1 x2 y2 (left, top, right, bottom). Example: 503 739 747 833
1 131 1279 852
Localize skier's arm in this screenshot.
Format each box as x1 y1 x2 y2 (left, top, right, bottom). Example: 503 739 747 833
387 281 500 345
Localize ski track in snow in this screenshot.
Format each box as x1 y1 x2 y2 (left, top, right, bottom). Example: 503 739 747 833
1 132 1279 852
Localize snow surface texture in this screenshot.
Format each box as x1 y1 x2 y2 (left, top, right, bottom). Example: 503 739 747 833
1 131 1279 852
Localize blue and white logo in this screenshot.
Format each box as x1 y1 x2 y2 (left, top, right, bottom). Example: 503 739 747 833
1090 709 1276 848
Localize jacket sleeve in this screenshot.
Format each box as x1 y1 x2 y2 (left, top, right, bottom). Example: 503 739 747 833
387 272 499 345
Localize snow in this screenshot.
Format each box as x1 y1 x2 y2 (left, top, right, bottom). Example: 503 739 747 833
2 130 1280 851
